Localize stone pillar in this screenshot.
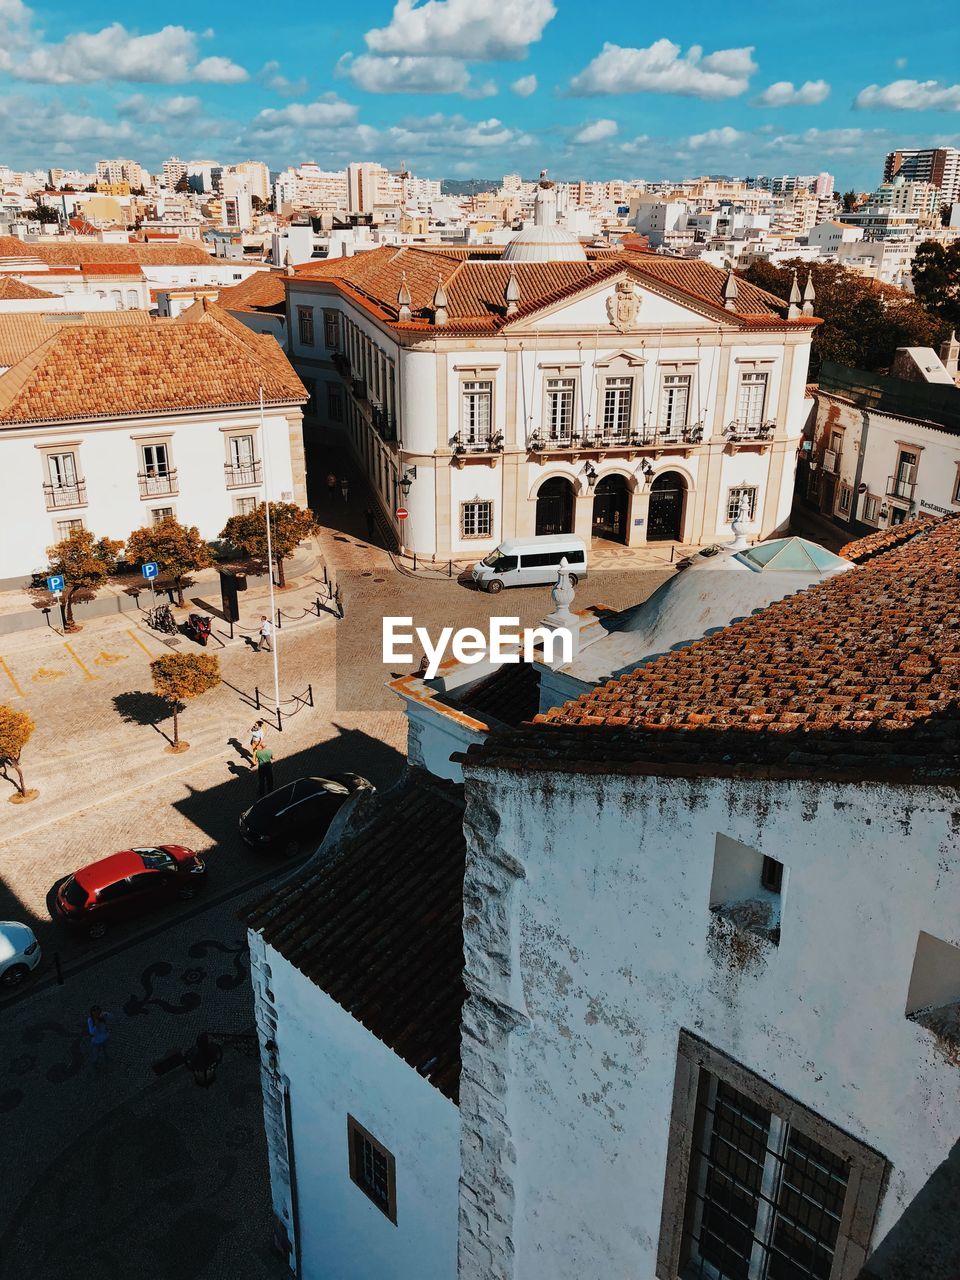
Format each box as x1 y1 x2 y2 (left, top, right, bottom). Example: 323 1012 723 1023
573 489 594 542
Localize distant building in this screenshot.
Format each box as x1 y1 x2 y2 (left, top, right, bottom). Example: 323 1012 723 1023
95 158 143 189
884 146 960 204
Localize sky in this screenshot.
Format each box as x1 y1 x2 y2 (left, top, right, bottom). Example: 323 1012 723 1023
1 0 960 187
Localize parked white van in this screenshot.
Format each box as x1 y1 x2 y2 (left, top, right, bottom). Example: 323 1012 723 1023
471 535 588 593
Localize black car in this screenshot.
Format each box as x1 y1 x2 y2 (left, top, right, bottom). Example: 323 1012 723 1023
239 773 373 855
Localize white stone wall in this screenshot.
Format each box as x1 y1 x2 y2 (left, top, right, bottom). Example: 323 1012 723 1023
257 941 460 1280
458 767 960 1279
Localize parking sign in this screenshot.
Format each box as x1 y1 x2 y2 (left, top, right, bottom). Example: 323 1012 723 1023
46 574 65 593
141 562 159 580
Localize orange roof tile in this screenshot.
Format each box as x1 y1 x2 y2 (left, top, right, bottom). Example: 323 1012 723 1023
0 300 305 425
0 310 157 367
0 276 57 300
0 236 214 266
216 270 287 315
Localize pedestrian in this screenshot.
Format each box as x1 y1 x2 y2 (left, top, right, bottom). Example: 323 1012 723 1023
334 584 344 619
326 472 337 499
255 744 275 796
364 506 377 540
257 615 273 652
87 1005 112 1067
340 477 350 503
248 719 265 769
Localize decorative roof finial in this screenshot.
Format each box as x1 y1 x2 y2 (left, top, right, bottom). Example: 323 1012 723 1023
397 271 412 322
802 270 816 317
541 557 582 658
284 246 293 271
787 268 802 320
722 267 738 312
504 268 521 317
730 491 750 551
432 274 448 326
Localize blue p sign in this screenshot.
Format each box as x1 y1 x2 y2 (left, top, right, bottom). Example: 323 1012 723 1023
46 574 65 593
141 562 159 580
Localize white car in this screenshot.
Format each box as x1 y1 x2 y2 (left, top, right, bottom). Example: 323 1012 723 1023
0 922 41 987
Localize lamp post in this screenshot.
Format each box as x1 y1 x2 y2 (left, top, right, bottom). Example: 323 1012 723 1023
582 461 598 491
398 467 416 558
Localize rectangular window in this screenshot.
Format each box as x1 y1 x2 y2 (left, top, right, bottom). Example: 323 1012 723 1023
462 380 492 446
864 494 879 522
142 443 170 476
461 500 493 538
230 435 256 468
48 451 78 490
602 377 633 439
56 518 84 538
546 378 575 441
347 1115 397 1224
139 442 176 497
953 468 960 505
327 382 344 423
660 375 690 432
323 310 340 351
297 305 314 345
838 485 851 514
151 507 174 524
726 486 758 522
895 449 917 497
737 372 769 429
235 495 257 515
657 1033 888 1280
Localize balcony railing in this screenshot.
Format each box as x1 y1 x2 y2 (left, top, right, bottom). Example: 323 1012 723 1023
724 420 776 443
453 431 503 455
43 479 87 510
224 461 262 488
138 469 178 498
372 407 397 442
332 352 351 377
351 378 367 401
527 424 705 450
886 474 916 501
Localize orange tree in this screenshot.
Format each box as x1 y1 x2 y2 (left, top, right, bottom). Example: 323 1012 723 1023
0 705 35 797
46 529 123 629
126 517 212 606
220 501 316 588
149 653 221 751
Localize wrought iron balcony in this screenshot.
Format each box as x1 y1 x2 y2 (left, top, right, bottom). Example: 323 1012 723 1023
371 406 397 442
138 469 178 498
331 352 351 377
351 378 368 401
43 479 87 510
724 420 776 443
453 431 503 455
224 461 262 488
886 474 916 501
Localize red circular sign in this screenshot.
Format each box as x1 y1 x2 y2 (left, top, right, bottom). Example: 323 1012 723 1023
396 507 408 520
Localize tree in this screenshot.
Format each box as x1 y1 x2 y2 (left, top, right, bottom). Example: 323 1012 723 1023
220 502 316 588
149 653 220 752
251 195 266 213
912 240 960 329
126 517 212 606
175 174 191 193
0 706 36 800
738 258 943 374
842 190 858 213
46 529 123 629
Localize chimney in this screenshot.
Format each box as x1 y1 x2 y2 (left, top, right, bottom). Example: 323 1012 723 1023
432 275 448 326
504 268 521 317
787 268 802 320
802 270 816 317
940 329 959 378
397 272 412 322
722 268 738 312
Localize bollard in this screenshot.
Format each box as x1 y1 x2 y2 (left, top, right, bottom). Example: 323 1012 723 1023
276 607 282 630
254 686 261 710
307 683 314 707
448 559 453 578
670 545 675 563
277 707 284 733
413 553 417 571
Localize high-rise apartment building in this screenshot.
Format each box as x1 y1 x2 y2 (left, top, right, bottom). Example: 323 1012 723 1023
233 161 270 204
96 158 144 188
884 147 960 203
162 157 188 190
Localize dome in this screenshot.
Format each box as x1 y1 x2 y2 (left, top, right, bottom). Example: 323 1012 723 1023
502 224 588 263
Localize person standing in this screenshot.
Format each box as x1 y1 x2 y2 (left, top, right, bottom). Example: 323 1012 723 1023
326 472 337 500
87 1006 112 1067
257 615 273 652
255 744 275 796
248 720 265 769
340 477 350 503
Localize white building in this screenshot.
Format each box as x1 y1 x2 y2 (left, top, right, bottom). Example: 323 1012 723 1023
801 342 960 535
0 301 306 585
806 220 865 255
233 161 271 204
95 158 144 188
286 180 818 559
220 172 253 232
162 157 188 190
884 146 960 204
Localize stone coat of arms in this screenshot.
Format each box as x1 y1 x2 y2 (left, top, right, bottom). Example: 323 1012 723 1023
607 280 641 332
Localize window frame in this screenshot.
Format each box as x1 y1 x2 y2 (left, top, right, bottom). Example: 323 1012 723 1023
297 305 315 346
461 499 493 539
602 375 634 440
726 486 758 523
545 377 576 442
656 1031 888 1280
347 1114 397 1224
660 374 691 433
461 379 493 447
323 309 341 352
736 371 769 429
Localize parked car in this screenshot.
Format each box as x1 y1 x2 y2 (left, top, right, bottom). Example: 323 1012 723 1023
471 534 587 593
239 773 373 855
56 845 206 939
0 922 41 987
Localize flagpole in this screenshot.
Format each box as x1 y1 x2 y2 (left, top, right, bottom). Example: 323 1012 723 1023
259 386 281 717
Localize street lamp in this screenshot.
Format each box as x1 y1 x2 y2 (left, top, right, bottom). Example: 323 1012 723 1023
582 462 598 491
398 466 417 497
639 458 654 484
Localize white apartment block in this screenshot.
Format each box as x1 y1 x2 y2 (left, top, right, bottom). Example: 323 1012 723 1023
274 164 347 214
162 157 188 190
884 147 960 204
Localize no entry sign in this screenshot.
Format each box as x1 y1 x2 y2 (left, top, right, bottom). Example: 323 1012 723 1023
396 507 408 520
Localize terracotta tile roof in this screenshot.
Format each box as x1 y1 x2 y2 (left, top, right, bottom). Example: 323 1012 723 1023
839 515 941 564
290 245 808 335
0 309 155 367
461 515 960 784
0 236 214 266
216 270 287 315
0 299 305 425
77 262 145 277
0 276 58 300
245 770 466 1102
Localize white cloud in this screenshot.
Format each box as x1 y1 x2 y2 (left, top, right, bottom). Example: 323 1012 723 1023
619 133 650 155
573 118 618 144
511 74 537 97
385 112 533 152
855 79 960 111
763 126 870 155
569 38 756 99
755 79 830 107
339 51 495 96
0 10 248 84
117 93 202 123
688 125 745 148
247 94 360 137
364 0 555 60
257 61 308 97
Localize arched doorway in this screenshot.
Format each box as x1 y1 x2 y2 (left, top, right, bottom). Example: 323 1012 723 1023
647 471 686 541
535 477 574 535
592 474 629 543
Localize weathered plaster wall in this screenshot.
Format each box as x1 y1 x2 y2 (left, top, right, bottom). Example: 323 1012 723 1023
459 768 960 1278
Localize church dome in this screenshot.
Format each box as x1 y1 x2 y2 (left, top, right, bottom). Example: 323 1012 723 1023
502 224 588 263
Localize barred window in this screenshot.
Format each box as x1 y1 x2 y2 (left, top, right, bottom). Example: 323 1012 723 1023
546 378 575 441
660 375 691 430
726 486 757 522
838 485 851 514
736 372 768 428
462 380 493 445
56 518 84 537
602 377 633 439
347 1115 397 1224
297 306 314 346
323 310 340 351
461 500 493 538
151 507 174 524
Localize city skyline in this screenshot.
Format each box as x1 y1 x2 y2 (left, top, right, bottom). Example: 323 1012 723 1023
1 0 959 185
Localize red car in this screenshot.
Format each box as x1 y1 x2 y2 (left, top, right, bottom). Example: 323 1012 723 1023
56 845 206 938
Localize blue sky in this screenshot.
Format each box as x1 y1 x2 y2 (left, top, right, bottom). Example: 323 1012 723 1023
1 0 959 187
